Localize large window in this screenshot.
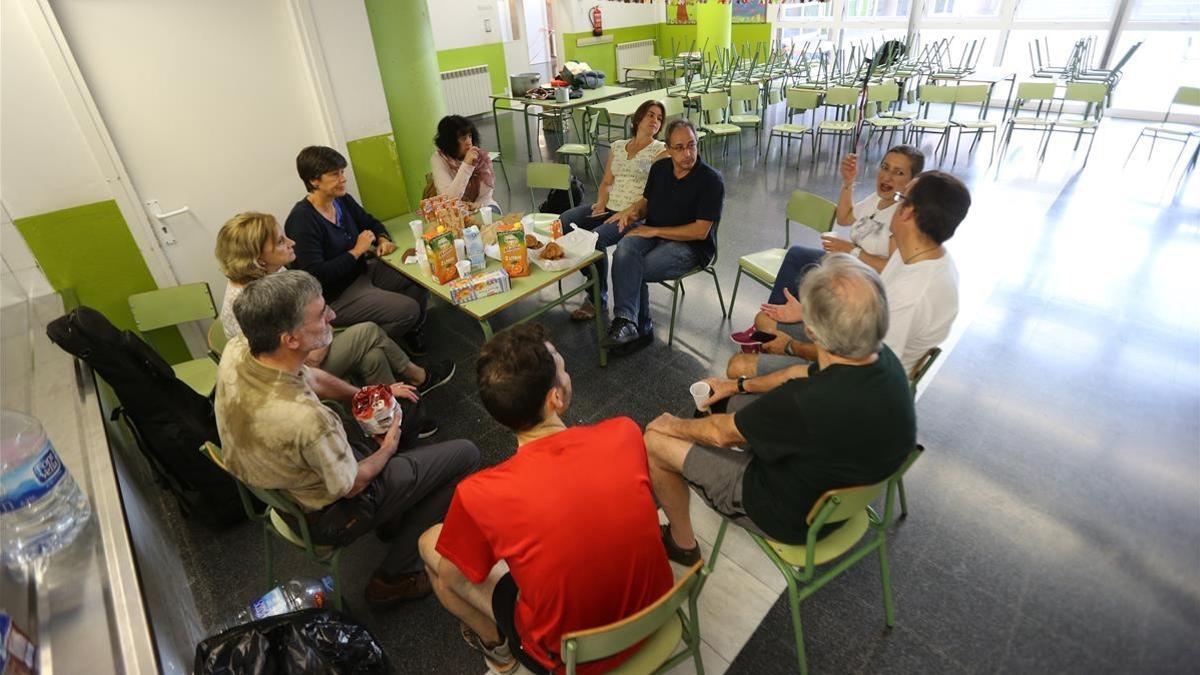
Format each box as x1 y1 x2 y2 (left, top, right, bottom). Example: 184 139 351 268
925 0 1001 18
1131 0 1200 22
1013 0 1117 21
845 0 910 19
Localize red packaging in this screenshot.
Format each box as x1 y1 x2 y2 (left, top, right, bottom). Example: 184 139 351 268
352 385 401 436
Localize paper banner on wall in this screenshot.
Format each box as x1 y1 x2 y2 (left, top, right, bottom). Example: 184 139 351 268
732 0 768 23
665 0 697 24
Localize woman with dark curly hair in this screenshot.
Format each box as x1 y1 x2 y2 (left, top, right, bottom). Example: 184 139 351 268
430 115 500 213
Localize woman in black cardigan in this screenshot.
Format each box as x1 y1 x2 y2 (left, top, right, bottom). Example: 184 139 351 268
285 145 429 353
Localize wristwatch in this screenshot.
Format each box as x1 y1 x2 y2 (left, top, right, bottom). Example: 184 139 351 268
736 376 748 394
784 340 797 356
850 246 862 258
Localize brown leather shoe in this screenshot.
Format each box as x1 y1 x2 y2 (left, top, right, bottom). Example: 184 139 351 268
570 301 598 321
364 570 433 607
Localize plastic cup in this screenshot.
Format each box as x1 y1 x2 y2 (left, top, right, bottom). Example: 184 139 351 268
480 208 493 226
456 260 472 278
409 219 424 242
689 381 712 415
453 238 467 261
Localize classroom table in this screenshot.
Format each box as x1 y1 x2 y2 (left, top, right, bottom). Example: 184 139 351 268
623 63 669 90
489 85 636 160
380 215 608 366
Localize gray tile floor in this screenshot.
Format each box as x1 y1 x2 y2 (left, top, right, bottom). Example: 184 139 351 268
167 102 1199 673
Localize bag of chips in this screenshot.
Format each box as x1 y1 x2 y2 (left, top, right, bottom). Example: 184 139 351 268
352 385 400 436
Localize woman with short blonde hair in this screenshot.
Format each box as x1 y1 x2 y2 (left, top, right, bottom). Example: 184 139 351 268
214 212 454 395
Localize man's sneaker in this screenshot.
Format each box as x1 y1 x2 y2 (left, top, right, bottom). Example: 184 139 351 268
603 318 654 354
364 570 432 607
460 623 519 674
739 342 764 354
402 330 427 356
729 326 759 346
660 524 702 566
417 418 439 439
416 360 455 395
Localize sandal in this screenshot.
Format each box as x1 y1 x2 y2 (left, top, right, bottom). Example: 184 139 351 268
570 302 598 321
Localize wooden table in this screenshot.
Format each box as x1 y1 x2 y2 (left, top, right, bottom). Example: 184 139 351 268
489 85 636 160
379 215 608 366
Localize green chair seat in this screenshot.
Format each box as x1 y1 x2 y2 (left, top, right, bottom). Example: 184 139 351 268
1011 116 1053 126
702 123 740 136
911 119 951 130
738 248 786 285
557 143 593 155
957 119 996 129
771 123 812 135
878 110 917 119
764 509 870 568
1053 120 1099 130
865 117 907 128
730 114 761 125
173 358 217 396
605 613 684 674
818 120 855 132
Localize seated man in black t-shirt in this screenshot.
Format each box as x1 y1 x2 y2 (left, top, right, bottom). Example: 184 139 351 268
643 254 915 560
596 119 724 354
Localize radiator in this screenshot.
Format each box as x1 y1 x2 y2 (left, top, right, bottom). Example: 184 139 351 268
615 39 656 83
440 65 492 117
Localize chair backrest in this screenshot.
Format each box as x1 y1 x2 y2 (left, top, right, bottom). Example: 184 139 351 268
918 84 957 105
909 346 941 393
561 561 702 672
201 441 302 520
207 321 229 358
786 190 837 235
1064 82 1108 104
526 162 571 191
731 82 759 104
1172 85 1200 109
129 282 216 333
867 81 900 104
1014 81 1055 101
785 87 822 110
823 86 859 107
700 91 729 113
662 96 685 118
804 481 886 527
953 84 990 105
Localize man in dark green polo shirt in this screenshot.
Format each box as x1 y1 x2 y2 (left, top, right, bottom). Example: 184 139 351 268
642 254 915 560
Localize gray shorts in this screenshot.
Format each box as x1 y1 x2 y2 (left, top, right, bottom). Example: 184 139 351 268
681 444 770 538
756 321 811 374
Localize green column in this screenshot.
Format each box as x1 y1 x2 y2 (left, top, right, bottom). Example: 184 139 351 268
364 0 447 212
695 2 732 63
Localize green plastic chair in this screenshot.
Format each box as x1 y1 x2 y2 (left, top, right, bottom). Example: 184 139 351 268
1125 86 1200 168
709 446 924 675
201 442 345 610
907 84 959 162
725 191 836 318
526 162 574 210
895 349 942 520
698 91 742 162
561 561 707 675
949 84 998 161
998 81 1058 165
729 83 763 147
1041 81 1109 165
862 81 908 156
557 110 601 188
206 321 228 362
765 88 822 167
657 221 726 348
128 283 218 396
813 86 860 166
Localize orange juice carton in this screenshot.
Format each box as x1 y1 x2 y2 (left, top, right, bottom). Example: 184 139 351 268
495 223 530 278
423 226 460 284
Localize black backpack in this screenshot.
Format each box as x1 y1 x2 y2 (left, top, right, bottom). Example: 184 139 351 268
538 174 586 215
46 306 244 529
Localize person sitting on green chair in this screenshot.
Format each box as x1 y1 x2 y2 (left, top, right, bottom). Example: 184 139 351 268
418 323 672 675
214 270 480 607
215 211 453 393
643 254 915 560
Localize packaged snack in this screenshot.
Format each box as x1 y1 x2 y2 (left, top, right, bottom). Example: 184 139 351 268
495 223 530 278
550 219 563 240
423 226 460 284
352 385 400 436
446 269 511 305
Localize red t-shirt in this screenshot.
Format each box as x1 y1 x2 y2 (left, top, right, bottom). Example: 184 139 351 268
436 417 673 674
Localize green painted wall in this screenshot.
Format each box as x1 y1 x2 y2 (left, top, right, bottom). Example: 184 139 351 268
657 23 698 56
562 25 660 84
437 43 508 94
365 0 446 212
14 200 189 362
346 133 409 221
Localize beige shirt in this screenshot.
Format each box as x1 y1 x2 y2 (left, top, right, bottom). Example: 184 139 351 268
214 337 356 511
606 138 666 212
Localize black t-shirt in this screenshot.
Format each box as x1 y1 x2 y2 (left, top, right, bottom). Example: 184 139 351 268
642 157 724 262
734 346 915 544
285 194 391 303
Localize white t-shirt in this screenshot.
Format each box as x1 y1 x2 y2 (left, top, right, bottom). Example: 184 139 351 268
879 250 959 374
836 194 898 258
606 138 665 212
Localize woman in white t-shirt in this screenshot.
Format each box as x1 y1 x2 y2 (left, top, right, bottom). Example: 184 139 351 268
215 212 454 391
559 99 668 320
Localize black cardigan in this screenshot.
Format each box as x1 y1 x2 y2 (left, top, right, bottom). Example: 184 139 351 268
284 194 391 302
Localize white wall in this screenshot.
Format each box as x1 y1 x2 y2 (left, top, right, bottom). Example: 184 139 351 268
427 0 504 50
307 0 391 141
556 0 662 34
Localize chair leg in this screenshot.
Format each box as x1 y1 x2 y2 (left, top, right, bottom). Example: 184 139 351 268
784 576 809 675
728 268 743 319
878 538 895 628
708 268 726 318
668 283 681 347
897 476 909 519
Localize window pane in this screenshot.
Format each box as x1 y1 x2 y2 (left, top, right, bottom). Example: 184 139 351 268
925 0 1001 17
1000 30 1109 76
781 2 835 19
1109 30 1200 112
1013 0 1117 21
777 26 835 53
845 0 912 18
1130 0 1200 22
841 28 911 53
915 29 1000 69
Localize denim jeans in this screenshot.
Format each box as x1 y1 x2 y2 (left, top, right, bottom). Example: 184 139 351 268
768 245 824 305
610 233 705 333
560 203 622 305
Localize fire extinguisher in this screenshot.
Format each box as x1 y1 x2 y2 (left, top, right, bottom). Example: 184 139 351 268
590 5 603 37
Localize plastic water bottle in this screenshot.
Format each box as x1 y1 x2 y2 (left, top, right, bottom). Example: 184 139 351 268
463 225 486 271
0 410 92 569
230 576 335 626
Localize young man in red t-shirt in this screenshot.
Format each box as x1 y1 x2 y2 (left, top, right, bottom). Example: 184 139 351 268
418 324 673 674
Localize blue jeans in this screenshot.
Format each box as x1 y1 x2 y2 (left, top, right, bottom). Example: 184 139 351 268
610 233 705 333
768 246 824 305
561 203 620 305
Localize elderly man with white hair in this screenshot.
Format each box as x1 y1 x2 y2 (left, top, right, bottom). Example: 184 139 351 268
642 254 916 563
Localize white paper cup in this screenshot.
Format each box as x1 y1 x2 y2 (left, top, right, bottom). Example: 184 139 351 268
480 208 493 226
453 238 467 261
455 260 472 278
689 382 712 413
409 219 424 241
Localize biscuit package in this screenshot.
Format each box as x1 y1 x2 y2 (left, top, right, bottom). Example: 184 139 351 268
447 269 512 305
352 385 401 436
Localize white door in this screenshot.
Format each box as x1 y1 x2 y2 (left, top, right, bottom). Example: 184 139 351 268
522 0 552 80
49 0 331 299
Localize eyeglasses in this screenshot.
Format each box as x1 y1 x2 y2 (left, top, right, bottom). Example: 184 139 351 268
669 142 698 152
892 191 909 203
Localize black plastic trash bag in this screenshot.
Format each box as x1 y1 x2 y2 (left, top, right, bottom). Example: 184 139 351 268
195 609 391 675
